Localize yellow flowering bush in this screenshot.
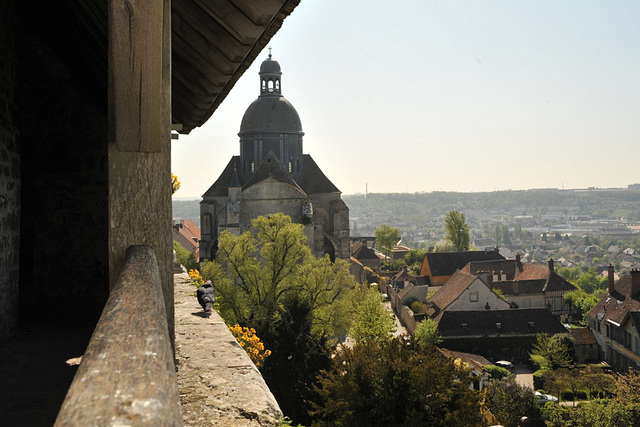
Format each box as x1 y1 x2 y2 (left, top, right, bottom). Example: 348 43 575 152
188 268 204 287
171 173 181 194
228 324 272 367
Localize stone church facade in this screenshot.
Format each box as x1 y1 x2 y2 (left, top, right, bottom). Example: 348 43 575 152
200 54 350 261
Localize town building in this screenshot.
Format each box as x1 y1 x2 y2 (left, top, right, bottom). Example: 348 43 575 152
588 266 640 371
173 219 201 262
419 249 505 285
200 54 349 261
461 256 577 315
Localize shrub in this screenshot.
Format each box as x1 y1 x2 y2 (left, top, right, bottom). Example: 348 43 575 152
228 324 271 367
533 368 552 390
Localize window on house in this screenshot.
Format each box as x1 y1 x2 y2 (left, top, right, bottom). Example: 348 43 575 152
554 297 562 311
597 321 601 332
496 323 502 329
469 291 479 302
523 298 531 308
635 336 640 355
535 300 542 307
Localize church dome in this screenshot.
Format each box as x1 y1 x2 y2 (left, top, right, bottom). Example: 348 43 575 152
239 96 303 135
260 57 281 74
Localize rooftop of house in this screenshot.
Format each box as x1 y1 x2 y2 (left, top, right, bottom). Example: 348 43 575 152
352 244 380 261
437 348 492 372
423 250 504 277
568 327 597 346
436 308 568 338
173 219 201 249
463 257 576 294
428 270 479 313
589 270 640 326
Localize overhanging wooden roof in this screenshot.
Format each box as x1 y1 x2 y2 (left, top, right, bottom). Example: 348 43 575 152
18 0 301 135
172 0 302 133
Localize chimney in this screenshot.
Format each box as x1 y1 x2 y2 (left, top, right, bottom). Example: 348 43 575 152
608 264 615 294
516 252 523 272
548 258 554 272
477 271 489 284
631 269 640 297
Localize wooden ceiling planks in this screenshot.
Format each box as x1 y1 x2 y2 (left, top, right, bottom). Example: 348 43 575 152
172 0 301 133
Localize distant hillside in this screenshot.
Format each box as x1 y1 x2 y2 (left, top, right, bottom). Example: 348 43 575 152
173 199 201 227
172 189 640 235
344 189 640 236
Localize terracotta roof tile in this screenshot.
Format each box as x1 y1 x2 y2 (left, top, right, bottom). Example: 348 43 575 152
428 270 477 312
569 328 597 345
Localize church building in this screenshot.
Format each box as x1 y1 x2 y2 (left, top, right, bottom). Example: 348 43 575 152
200 53 350 261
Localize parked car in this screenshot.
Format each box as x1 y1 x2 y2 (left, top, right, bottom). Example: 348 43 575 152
534 391 558 405
495 360 515 373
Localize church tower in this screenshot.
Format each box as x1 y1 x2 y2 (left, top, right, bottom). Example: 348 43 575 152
200 52 350 261
238 51 304 179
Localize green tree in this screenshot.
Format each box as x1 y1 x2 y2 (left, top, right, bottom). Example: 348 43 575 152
173 240 198 271
202 213 355 426
260 297 332 426
563 290 600 325
349 286 395 343
375 224 400 261
445 210 470 251
502 225 511 245
311 337 484 426
414 318 442 347
208 213 354 336
484 377 539 427
514 223 523 241
529 333 573 370
576 268 607 293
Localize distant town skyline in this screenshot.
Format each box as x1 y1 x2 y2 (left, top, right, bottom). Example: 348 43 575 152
171 0 640 197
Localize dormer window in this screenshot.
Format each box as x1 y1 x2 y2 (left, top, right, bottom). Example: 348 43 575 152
495 323 502 329
461 323 468 329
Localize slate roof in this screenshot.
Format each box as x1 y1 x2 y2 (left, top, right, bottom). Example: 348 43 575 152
296 155 340 195
202 156 244 197
242 151 304 193
352 244 379 261
424 250 504 277
203 153 341 198
436 308 567 338
492 279 547 296
589 274 640 326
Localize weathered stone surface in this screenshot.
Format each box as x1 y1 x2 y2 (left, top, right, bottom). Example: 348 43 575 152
0 0 19 343
174 272 282 426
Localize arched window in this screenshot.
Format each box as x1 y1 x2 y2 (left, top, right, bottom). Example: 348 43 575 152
268 80 274 92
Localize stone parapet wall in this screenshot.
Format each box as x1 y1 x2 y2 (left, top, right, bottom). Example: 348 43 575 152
174 272 282 426
0 0 19 343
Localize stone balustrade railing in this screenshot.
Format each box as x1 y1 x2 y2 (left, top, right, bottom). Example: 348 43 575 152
55 245 182 426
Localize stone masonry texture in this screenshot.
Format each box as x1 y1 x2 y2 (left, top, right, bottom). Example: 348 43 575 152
174 271 283 426
0 0 19 343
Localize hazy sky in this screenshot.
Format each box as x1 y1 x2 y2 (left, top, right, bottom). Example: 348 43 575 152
171 0 640 197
